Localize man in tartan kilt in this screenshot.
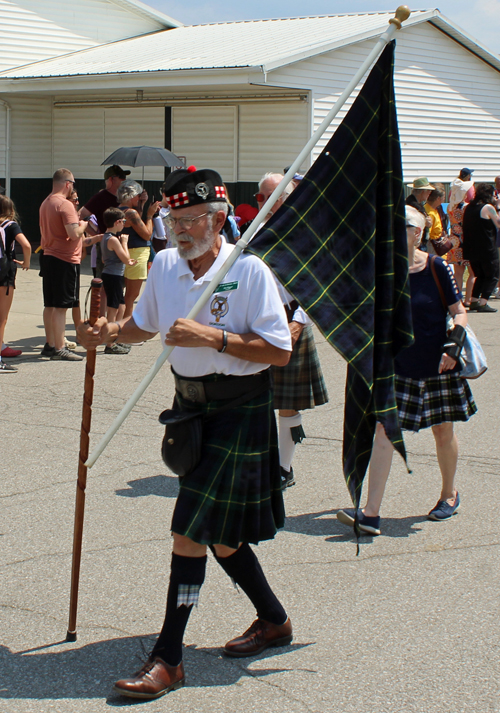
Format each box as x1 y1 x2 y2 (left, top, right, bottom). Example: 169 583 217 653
78 166 293 700
256 173 329 489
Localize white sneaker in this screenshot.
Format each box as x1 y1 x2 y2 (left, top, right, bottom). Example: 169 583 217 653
65 338 77 350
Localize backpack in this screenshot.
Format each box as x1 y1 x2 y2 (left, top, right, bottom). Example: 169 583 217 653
0 220 15 281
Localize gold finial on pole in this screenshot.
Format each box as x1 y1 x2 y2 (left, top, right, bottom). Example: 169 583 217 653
389 5 411 29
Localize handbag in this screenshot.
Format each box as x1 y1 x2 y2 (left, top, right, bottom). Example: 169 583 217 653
430 235 453 256
429 256 487 379
460 325 488 379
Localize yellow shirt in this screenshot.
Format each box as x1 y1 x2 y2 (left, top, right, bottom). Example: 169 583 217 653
425 203 443 242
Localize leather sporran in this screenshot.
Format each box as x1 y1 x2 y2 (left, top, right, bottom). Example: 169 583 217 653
159 409 203 477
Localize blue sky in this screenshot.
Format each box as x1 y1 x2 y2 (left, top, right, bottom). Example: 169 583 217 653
142 1 500 56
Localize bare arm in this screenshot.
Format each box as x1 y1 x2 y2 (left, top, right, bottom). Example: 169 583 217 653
65 220 88 241
77 316 156 350
481 204 500 229
165 318 291 367
107 234 134 265
13 232 31 270
82 233 103 247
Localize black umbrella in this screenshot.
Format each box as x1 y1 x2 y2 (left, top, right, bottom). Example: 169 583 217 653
102 146 185 183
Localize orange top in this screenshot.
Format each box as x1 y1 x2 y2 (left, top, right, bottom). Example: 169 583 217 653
39 193 81 263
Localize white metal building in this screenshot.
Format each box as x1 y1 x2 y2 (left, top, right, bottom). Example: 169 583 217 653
0 6 499 236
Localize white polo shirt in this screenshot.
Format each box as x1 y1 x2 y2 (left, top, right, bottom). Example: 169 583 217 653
133 240 292 377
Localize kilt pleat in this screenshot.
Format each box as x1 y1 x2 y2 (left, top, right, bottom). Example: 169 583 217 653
272 325 329 410
395 372 477 432
170 374 284 549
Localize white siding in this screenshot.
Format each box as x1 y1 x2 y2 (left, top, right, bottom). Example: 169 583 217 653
104 106 165 181
9 95 52 178
238 101 309 181
0 0 166 73
172 106 237 182
53 105 165 180
271 22 500 183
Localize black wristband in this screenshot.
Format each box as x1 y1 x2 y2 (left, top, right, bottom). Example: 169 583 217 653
218 329 228 353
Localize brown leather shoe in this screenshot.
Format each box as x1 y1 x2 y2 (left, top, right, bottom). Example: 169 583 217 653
223 618 293 658
113 657 185 699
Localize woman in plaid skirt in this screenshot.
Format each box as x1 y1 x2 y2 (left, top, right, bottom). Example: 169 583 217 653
338 205 476 536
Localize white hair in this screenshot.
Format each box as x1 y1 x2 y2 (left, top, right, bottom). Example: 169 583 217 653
117 179 143 203
258 172 293 197
405 205 425 230
206 200 228 217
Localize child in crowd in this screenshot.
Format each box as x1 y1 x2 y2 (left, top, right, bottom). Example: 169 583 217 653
101 207 136 355
0 195 31 372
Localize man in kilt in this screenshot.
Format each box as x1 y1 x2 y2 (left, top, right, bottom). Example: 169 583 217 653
78 166 293 700
256 173 329 489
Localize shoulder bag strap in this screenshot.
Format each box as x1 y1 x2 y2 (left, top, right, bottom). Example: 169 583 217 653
429 255 448 312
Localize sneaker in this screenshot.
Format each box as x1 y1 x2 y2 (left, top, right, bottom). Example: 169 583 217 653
64 338 77 350
104 343 131 355
41 342 56 357
476 303 497 313
1 346 22 357
280 466 295 490
468 302 479 311
0 361 18 373
427 492 460 521
337 508 381 535
51 348 84 361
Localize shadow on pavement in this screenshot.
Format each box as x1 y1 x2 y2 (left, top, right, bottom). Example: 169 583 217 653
284 509 427 540
116 475 179 499
0 636 311 701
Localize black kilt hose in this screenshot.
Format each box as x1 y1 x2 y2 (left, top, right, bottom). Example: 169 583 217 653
272 325 328 410
170 372 285 549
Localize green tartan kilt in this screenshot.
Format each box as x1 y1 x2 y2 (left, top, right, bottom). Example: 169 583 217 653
170 373 285 549
272 324 329 410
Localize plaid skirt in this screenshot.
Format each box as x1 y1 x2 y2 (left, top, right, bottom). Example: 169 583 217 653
170 373 285 549
272 325 329 410
395 373 477 432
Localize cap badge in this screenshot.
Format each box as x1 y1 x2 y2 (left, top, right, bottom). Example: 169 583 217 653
195 182 209 200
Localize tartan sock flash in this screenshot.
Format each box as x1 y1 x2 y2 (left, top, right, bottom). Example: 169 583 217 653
278 414 304 472
214 544 287 625
152 553 207 666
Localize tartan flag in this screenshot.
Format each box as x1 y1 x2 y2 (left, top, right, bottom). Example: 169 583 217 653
247 42 413 508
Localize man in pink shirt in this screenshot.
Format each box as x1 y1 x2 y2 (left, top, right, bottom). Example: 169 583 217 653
39 168 89 361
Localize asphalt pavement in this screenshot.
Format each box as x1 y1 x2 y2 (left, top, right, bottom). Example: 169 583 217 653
1 256 499 713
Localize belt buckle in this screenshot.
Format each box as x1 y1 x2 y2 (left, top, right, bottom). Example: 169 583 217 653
178 380 206 404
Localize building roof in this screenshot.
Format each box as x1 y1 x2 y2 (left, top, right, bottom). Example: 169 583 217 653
0 0 181 74
109 0 181 28
0 9 499 81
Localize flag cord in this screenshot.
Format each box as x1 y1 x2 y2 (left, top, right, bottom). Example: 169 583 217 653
85 6 410 469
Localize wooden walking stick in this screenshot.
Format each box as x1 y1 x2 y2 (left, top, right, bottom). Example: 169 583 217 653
66 277 102 642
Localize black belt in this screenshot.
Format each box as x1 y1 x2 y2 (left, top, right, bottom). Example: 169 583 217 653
284 300 299 323
173 369 271 404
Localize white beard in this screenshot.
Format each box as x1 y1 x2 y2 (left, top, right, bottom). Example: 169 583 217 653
171 226 216 260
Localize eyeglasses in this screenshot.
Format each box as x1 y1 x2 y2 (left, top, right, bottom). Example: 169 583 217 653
406 224 417 229
254 193 271 203
165 211 214 230
66 179 75 185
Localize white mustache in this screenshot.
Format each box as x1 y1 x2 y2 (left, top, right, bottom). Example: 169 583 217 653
171 232 194 246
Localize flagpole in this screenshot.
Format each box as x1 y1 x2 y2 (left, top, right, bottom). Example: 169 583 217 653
85 5 410 469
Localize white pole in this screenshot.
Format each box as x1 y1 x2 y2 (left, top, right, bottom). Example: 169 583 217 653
85 7 410 468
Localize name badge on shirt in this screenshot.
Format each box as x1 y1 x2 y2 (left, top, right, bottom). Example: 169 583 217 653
215 280 239 293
